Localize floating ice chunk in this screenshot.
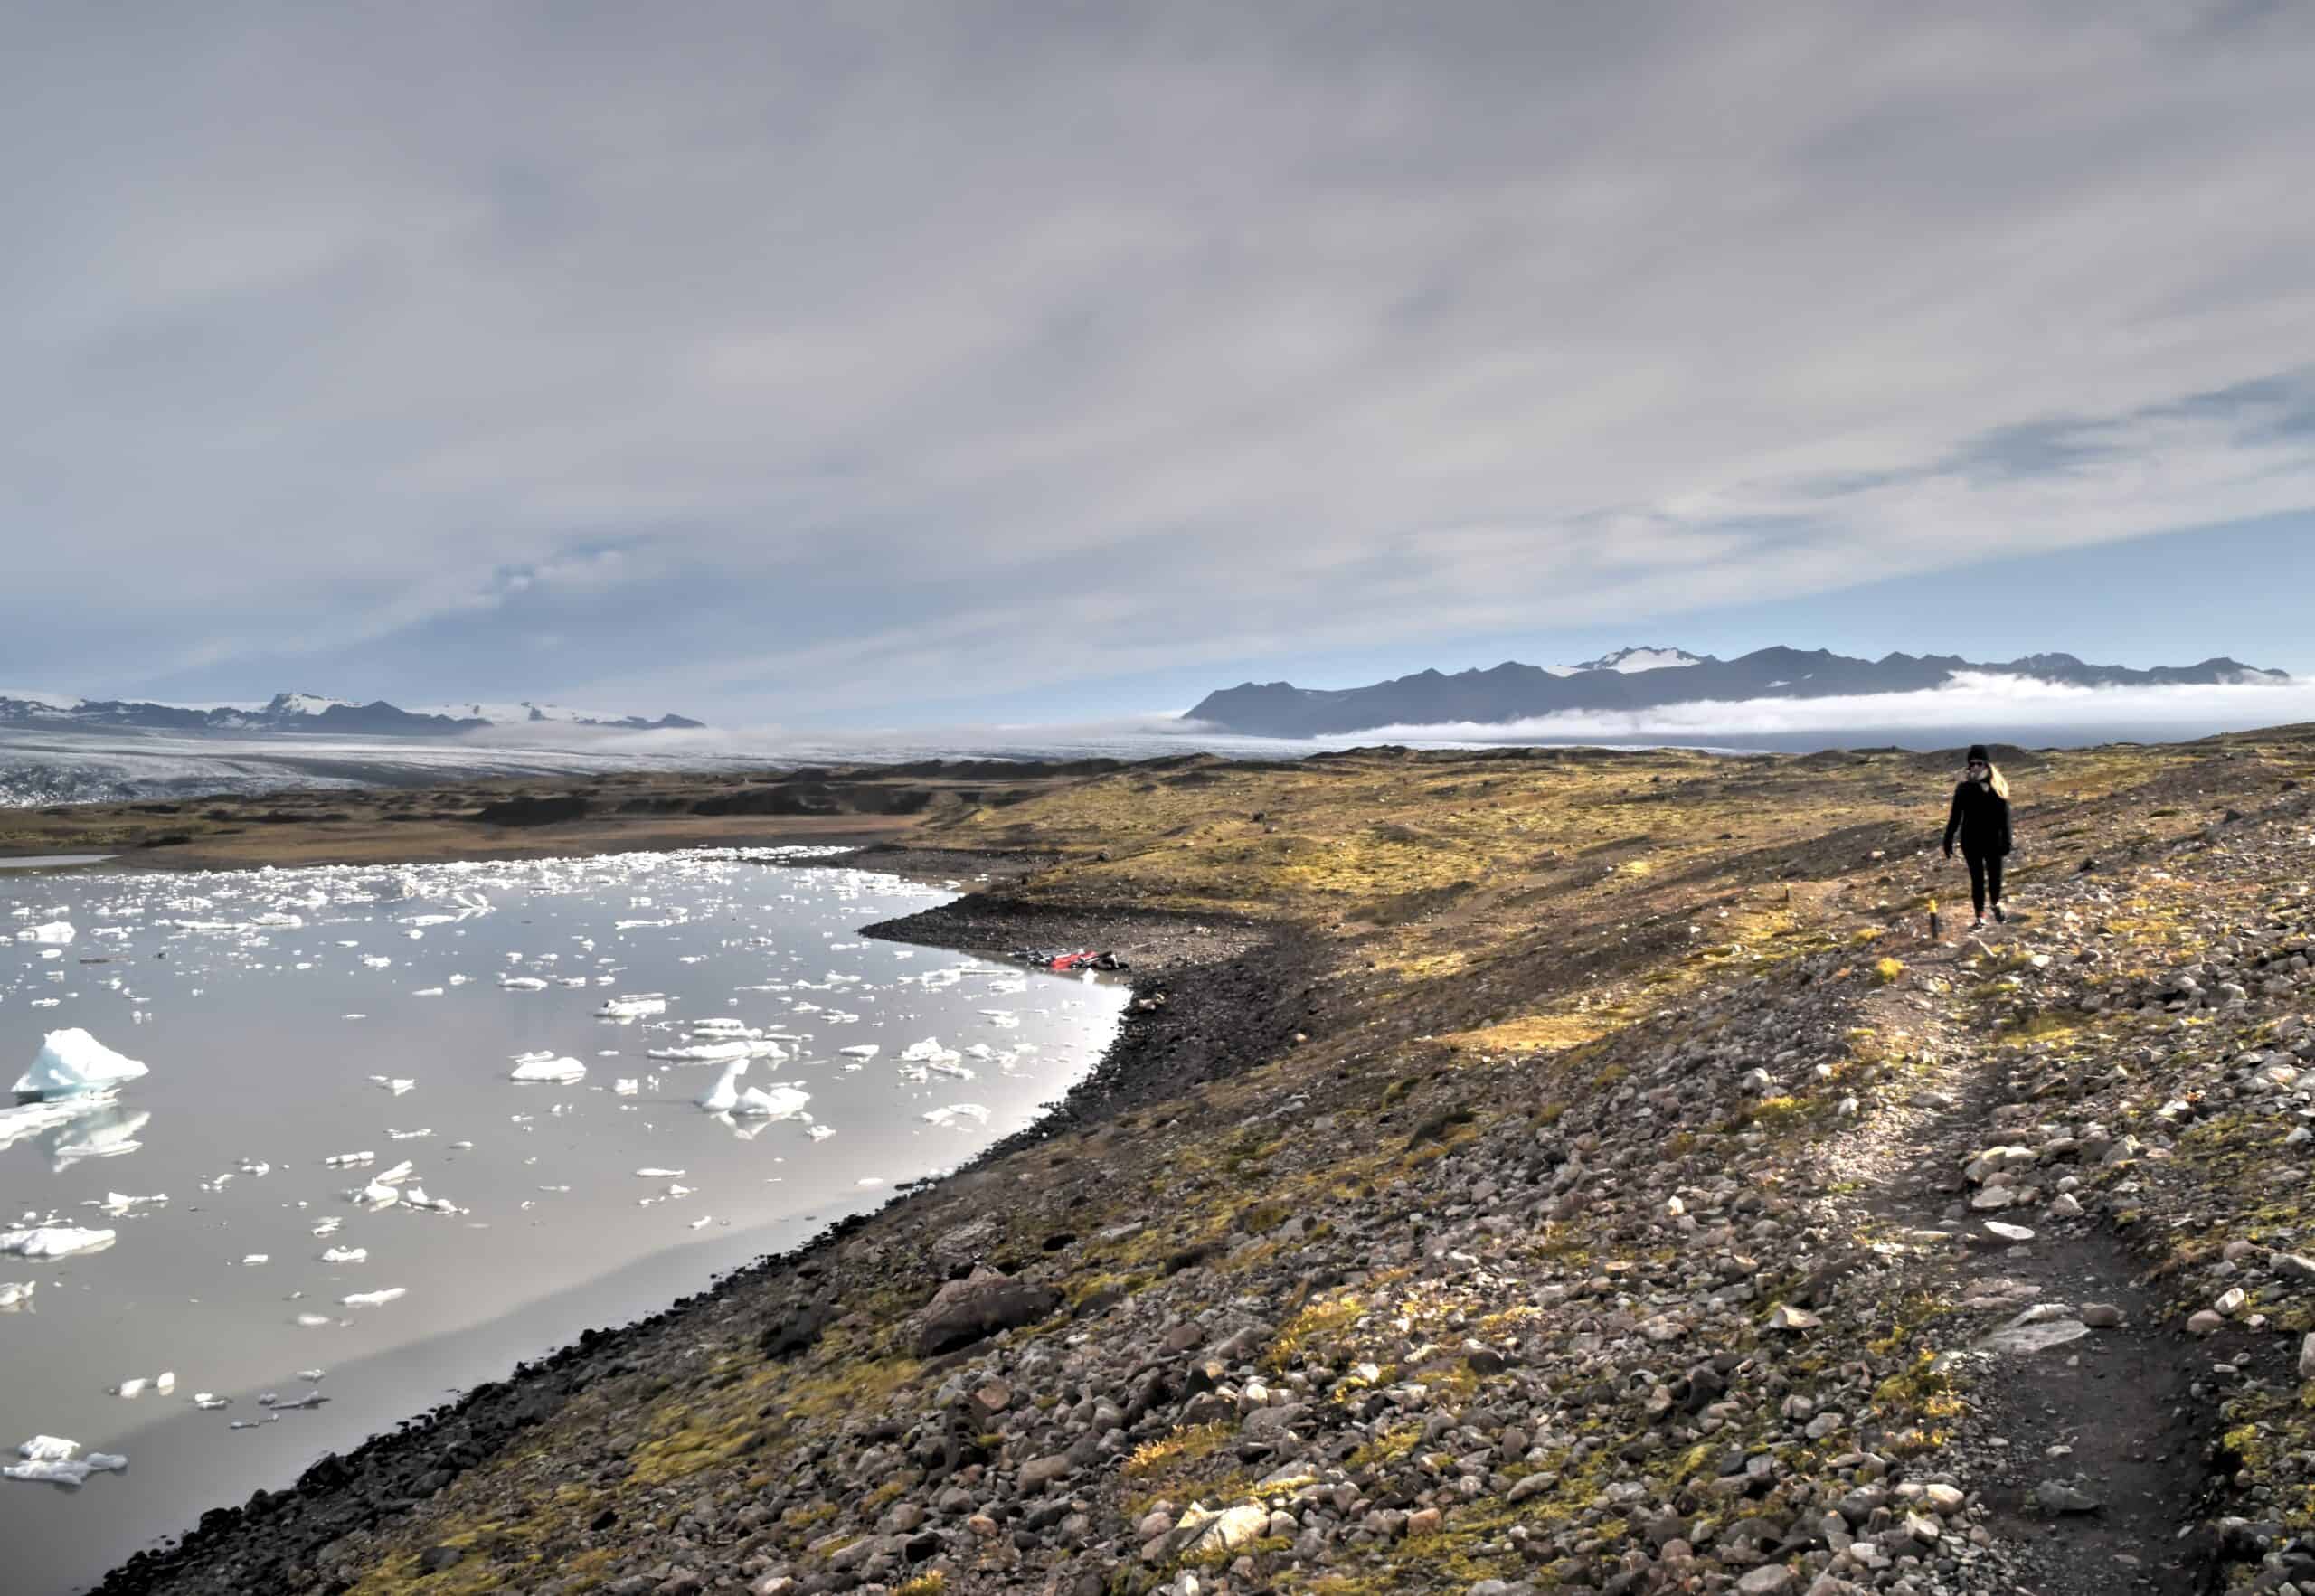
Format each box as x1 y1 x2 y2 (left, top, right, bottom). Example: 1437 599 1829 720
923 1103 992 1128
360 955 392 969
293 1312 334 1327
22 921 75 945
647 1039 782 1063
97 1191 166 1214
613 1077 640 1096
373 1159 416 1185
238 1254 269 1266
18 1436 76 1462
297 1368 325 1382
112 1375 156 1398
411 987 445 997
688 1216 713 1230
838 1044 880 1060
498 976 548 991
735 1083 810 1119
191 1393 229 1410
341 1287 406 1308
14 1028 146 1097
387 1127 432 1140
0 1282 33 1309
508 1053 585 1084
695 1058 749 1112
806 1123 835 1141
318 1246 367 1263
358 1180 401 1208
634 1167 685 1178
311 1216 343 1238
1 1226 115 1259
324 1150 376 1167
401 1188 459 1214
368 1076 415 1096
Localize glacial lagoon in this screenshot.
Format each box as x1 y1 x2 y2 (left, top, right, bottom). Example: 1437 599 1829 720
0 847 1125 1591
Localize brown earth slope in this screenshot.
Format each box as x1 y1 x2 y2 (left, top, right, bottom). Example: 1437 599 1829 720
91 727 2315 1596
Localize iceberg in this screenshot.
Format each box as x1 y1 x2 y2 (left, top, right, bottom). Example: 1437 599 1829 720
14 1028 146 1097
4 1434 128 1487
498 975 549 991
0 1226 116 1259
0 1282 34 1310
735 1082 810 1119
923 1102 992 1128
341 1287 406 1307
695 1058 748 1113
21 921 75 945
509 1053 585 1084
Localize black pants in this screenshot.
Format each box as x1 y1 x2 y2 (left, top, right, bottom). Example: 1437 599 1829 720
1965 850 2004 916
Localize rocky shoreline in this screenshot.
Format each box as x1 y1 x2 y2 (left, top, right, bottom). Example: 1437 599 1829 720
91 852 1319 1596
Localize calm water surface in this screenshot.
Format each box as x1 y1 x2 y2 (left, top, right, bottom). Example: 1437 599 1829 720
0 847 1125 1592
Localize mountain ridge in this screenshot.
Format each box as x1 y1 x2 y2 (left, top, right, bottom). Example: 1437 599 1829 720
1185 646 2289 737
0 689 704 738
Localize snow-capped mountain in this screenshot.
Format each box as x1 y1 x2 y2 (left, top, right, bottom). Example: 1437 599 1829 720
1185 646 2291 738
0 690 704 737
1543 646 1706 677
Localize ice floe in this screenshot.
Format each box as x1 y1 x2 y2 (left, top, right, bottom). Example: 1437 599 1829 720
0 1225 116 1259
5 1434 128 1487
508 1052 586 1084
13 1027 146 1096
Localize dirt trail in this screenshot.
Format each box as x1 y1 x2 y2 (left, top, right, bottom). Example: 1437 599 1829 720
1829 923 2209 1596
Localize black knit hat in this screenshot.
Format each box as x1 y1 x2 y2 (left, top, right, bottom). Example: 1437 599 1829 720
1967 744 1990 763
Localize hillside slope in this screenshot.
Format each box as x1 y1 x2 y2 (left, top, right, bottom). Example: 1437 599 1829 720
100 727 2315 1596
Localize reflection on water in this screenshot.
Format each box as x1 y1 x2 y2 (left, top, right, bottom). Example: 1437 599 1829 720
0 845 1125 1593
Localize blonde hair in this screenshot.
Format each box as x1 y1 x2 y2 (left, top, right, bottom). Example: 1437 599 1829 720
1984 763 2010 800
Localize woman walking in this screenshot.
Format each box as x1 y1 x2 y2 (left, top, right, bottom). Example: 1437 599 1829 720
1943 744 2013 930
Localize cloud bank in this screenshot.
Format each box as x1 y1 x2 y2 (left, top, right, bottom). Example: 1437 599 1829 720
1318 673 2315 745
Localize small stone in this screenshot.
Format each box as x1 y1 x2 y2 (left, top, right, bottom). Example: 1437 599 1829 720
2035 1479 2101 1515
419 1547 464 1573
2216 1287 2248 1316
1768 1305 1822 1332
2081 1303 2124 1328
2187 1310 2226 1336
1737 1568 1798 1594
2299 1334 2315 1381
1407 1506 1443 1537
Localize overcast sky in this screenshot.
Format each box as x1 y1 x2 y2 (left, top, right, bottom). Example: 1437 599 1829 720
5 2 2313 725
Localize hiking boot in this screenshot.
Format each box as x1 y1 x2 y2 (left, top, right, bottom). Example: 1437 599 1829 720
1993 904 2007 924
1972 916 1986 931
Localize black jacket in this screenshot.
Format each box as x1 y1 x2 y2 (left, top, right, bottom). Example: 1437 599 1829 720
1944 779 2012 858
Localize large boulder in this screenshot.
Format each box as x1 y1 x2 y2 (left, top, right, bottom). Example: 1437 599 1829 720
916 1265 1060 1356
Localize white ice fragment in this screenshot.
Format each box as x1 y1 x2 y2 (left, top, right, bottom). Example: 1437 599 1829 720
837 1044 880 1060
498 976 549 991
341 1287 406 1308
192 1393 229 1410
0 1226 115 1259
411 987 445 997
368 1075 415 1096
21 921 75 945
736 1083 810 1119
14 1028 146 1097
923 1102 992 1128
238 1254 269 1266
293 1312 334 1327
695 1059 749 1112
634 1167 685 1178
358 1180 401 1208
0 1282 34 1309
509 1052 585 1084
319 1246 367 1263
613 1077 640 1096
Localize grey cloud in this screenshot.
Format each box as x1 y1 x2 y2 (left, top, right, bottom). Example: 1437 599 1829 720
3 2 2312 717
